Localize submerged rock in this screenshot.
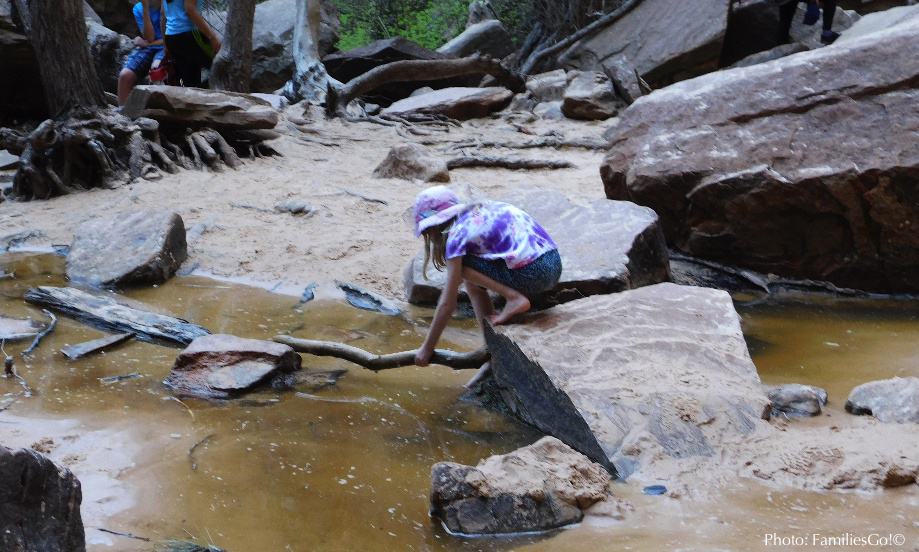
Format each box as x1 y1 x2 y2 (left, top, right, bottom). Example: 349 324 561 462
337 282 402 316
67 210 187 288
430 436 614 534
0 315 46 341
846 377 919 423
0 446 85 552
768 384 828 417
561 71 620 120
372 143 450 183
601 17 919 293
164 334 302 399
484 283 770 478
382 87 513 121
404 191 670 306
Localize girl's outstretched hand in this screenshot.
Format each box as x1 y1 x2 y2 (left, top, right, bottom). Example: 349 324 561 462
415 345 433 367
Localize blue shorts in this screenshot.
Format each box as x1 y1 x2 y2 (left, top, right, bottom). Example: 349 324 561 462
462 249 562 299
123 46 165 78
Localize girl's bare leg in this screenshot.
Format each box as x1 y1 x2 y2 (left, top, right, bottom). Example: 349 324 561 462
464 281 494 328
462 267 530 325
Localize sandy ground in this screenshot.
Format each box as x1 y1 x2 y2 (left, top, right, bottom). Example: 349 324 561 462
2 106 611 303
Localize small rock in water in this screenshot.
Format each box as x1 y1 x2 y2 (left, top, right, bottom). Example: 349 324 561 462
337 282 401 316
768 384 828 417
846 377 919 423
642 485 667 496
299 282 317 304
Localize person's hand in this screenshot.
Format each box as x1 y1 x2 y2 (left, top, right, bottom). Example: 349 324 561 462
134 36 149 47
415 345 433 367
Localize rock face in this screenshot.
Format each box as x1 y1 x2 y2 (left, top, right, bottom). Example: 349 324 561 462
122 86 280 130
561 71 620 120
483 283 770 478
373 143 450 183
382 87 512 120
601 18 919 293
250 0 340 92
769 384 828 417
164 334 302 399
0 446 85 552
430 437 612 534
85 17 132 93
437 20 513 59
67 210 187 288
846 377 919 423
404 191 670 306
560 0 731 86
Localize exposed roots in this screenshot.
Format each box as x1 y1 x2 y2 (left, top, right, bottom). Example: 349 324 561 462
1 107 280 201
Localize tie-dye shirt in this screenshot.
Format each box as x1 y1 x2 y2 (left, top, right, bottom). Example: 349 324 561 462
445 202 557 269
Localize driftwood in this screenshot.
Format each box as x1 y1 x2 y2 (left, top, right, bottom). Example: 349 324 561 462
273 335 490 371
24 287 210 346
20 309 56 356
61 332 134 360
444 136 607 151
327 55 525 115
520 0 642 75
446 155 574 170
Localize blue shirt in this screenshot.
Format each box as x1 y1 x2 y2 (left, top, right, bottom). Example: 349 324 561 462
133 3 164 47
163 0 202 36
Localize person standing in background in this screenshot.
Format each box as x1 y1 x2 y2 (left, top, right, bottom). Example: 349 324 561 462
159 0 222 87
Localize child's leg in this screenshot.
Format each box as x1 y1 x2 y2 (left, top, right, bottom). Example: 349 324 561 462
462 266 530 325
117 68 138 105
464 282 494 328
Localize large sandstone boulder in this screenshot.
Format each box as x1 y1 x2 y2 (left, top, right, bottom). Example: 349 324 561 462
382 87 512 120
373 143 450 183
0 446 85 552
430 437 614 534
561 71 621 120
67 210 187 288
483 283 771 478
122 86 280 130
404 191 670 306
601 18 919 293
250 0 340 92
560 0 731 86
846 377 919 423
164 334 302 399
836 3 919 44
436 20 513 59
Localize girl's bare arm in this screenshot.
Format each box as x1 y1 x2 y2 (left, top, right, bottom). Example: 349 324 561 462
416 257 463 366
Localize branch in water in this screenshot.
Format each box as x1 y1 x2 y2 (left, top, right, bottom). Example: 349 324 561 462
21 309 57 356
273 336 489 371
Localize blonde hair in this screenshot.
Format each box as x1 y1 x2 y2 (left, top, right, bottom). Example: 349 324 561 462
421 219 453 280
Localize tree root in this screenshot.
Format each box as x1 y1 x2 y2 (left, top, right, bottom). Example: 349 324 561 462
1 107 280 201
443 136 607 151
21 309 56 356
274 335 490 371
446 155 574 170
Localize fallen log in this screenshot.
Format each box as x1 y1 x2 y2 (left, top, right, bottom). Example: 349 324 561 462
446 155 573 170
327 54 525 116
24 287 210 346
273 335 489 371
444 136 607 151
61 332 134 360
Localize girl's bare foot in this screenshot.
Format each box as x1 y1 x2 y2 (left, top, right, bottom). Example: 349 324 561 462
489 296 530 325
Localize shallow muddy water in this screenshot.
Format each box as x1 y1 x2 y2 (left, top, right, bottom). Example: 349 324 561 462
1 253 917 551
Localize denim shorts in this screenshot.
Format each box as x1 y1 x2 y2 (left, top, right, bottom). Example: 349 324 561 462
463 249 562 299
123 46 165 78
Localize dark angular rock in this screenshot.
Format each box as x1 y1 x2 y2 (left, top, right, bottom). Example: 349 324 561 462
601 18 919 293
430 437 613 534
0 446 85 552
846 377 919 423
372 143 450 183
67 210 187 288
164 334 302 399
769 384 828 417
382 87 513 120
561 71 621 120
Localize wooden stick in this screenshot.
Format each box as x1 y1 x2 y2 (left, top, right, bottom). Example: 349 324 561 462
21 309 56 356
447 155 574 170
273 336 489 371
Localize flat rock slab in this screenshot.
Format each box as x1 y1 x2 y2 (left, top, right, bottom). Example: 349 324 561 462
0 446 85 552
123 85 279 130
0 149 18 170
430 436 613 534
846 377 919 423
67 210 187 288
164 334 302 399
484 283 770 478
382 87 512 121
768 384 828 417
601 17 919 293
373 143 450 183
0 315 46 341
24 286 209 346
61 332 133 360
404 191 670 306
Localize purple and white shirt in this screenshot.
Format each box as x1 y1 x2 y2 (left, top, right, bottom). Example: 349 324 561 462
445 202 557 269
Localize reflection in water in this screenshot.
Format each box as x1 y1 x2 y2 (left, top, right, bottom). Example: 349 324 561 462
0 253 917 551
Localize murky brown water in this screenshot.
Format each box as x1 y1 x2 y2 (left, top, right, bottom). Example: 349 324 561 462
1 253 917 551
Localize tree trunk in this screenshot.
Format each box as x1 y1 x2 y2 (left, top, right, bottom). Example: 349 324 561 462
210 0 256 93
12 0 105 116
282 0 329 103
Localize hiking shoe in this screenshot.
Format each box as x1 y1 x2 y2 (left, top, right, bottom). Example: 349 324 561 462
821 30 840 44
